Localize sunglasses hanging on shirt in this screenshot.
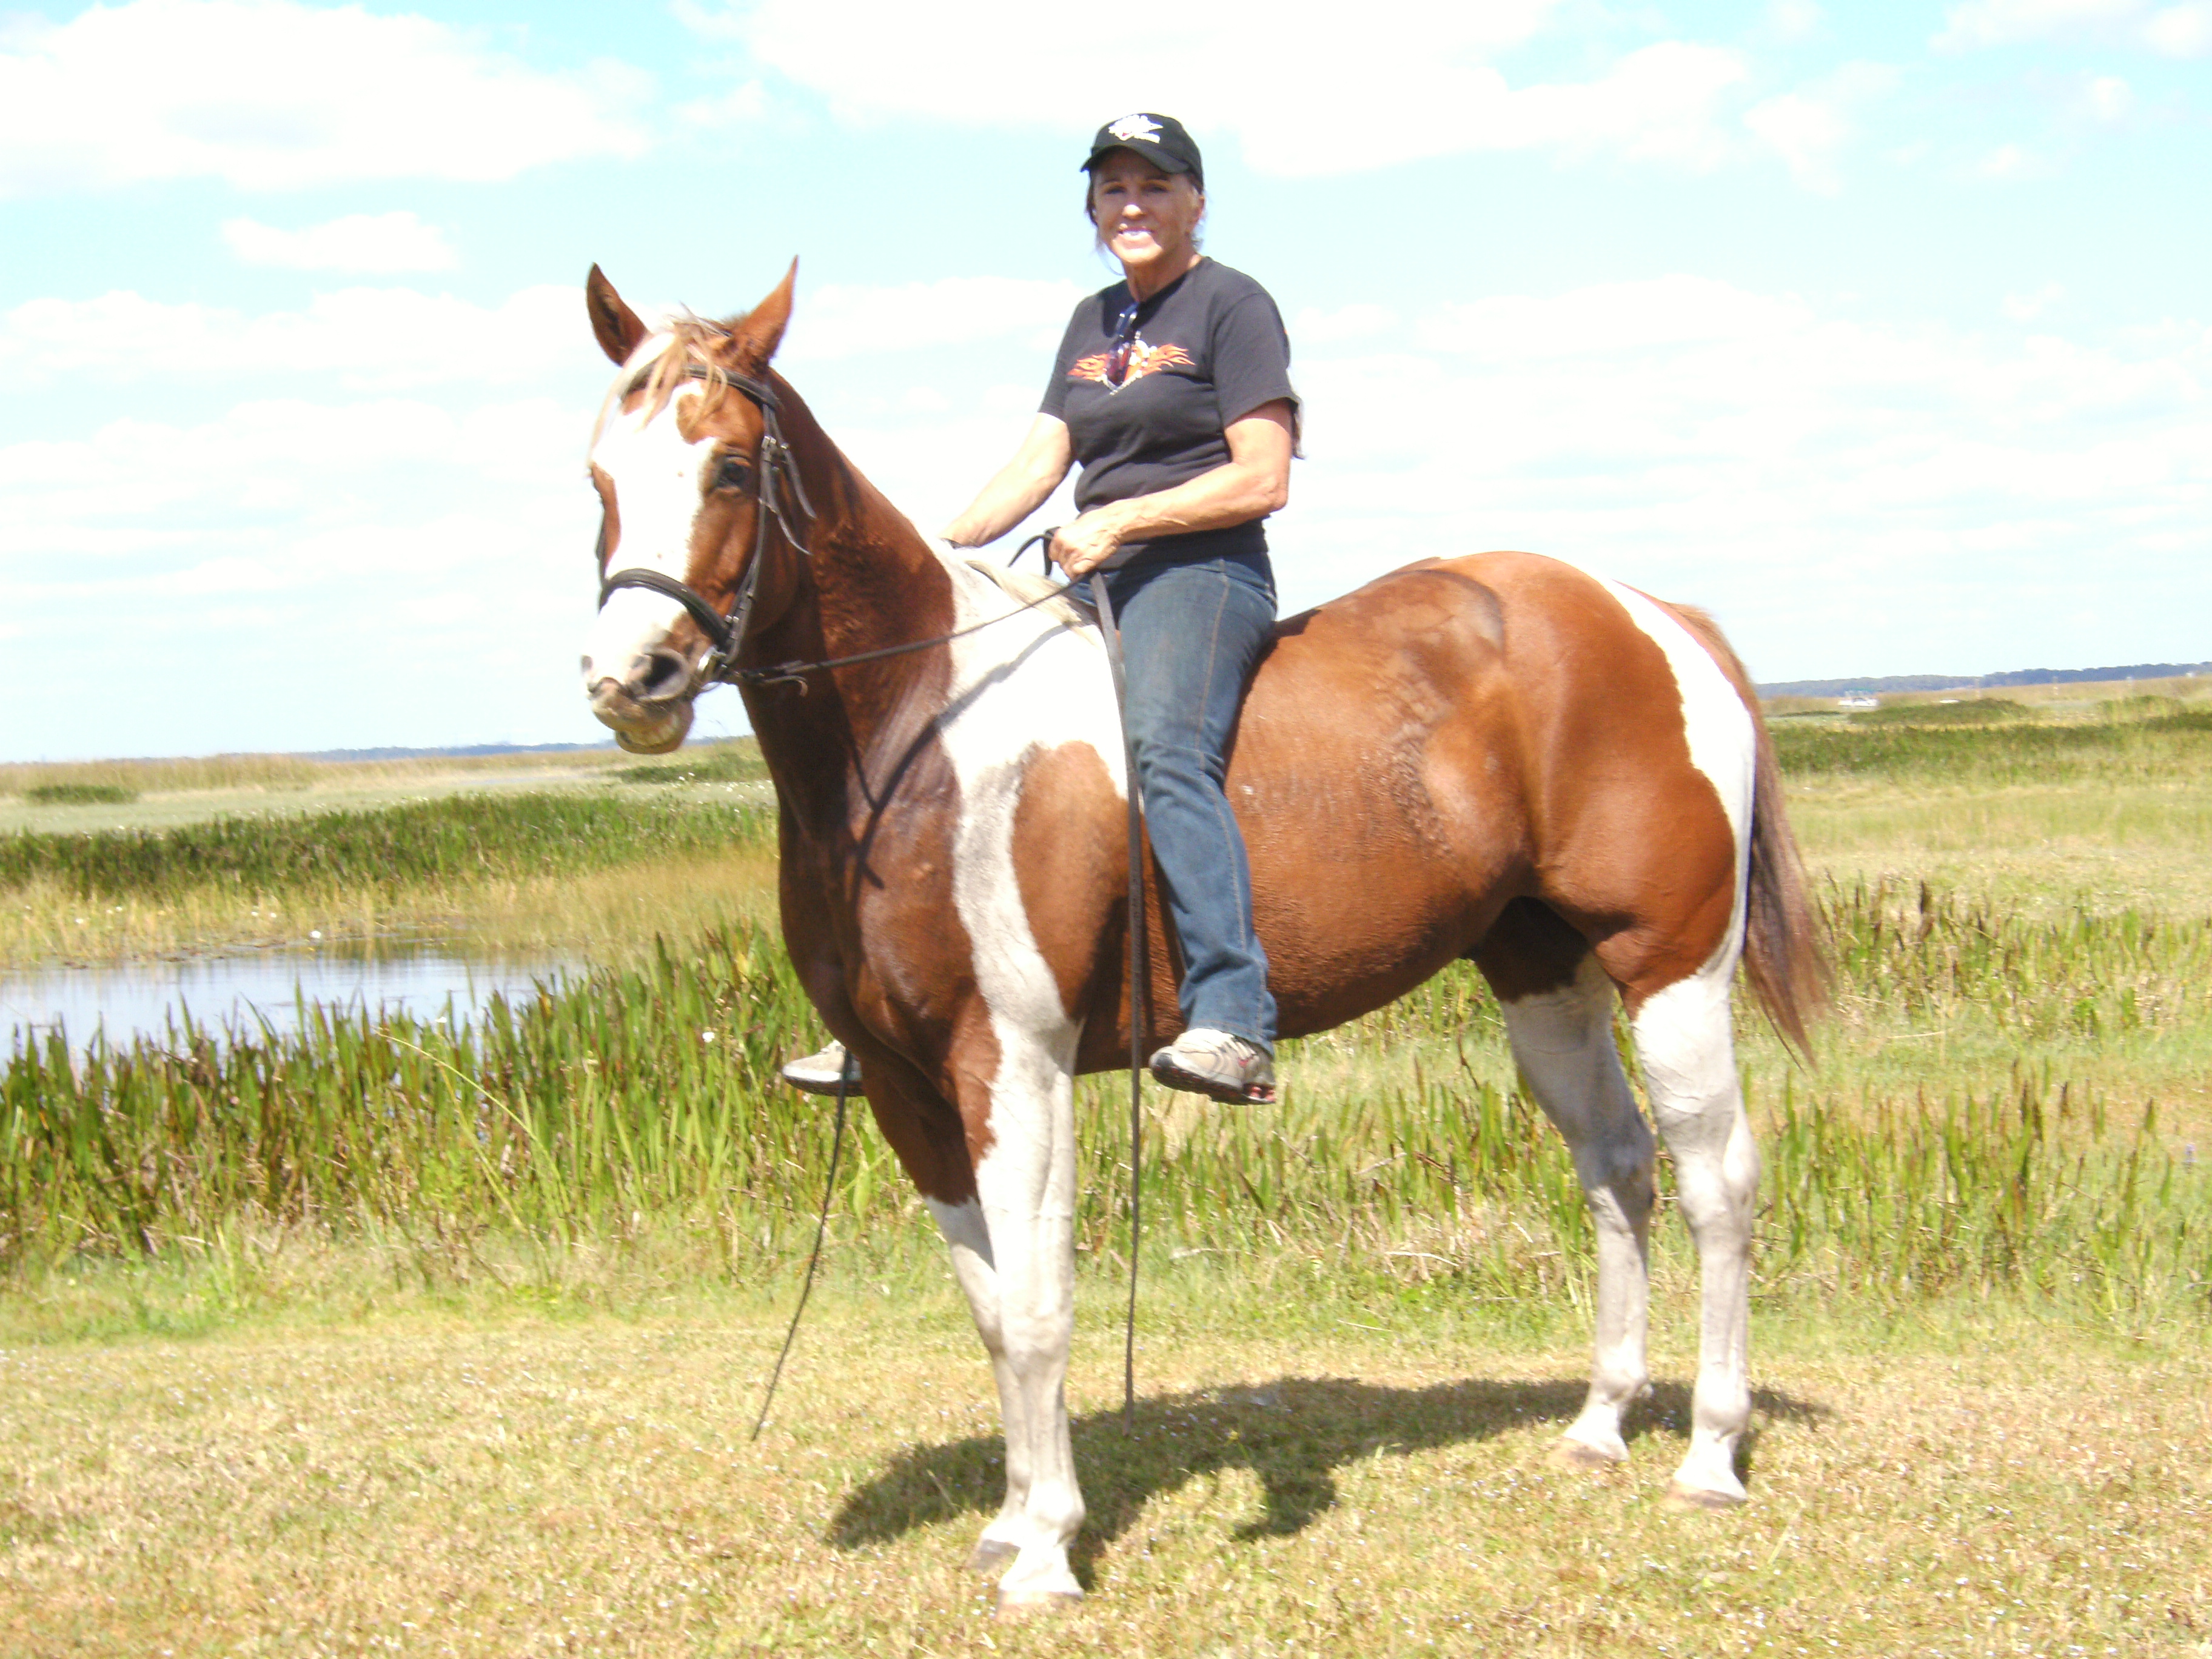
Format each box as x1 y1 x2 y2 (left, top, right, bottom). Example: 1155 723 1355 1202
1104 298 1141 389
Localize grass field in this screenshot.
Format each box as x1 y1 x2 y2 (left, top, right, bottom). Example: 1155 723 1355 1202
0 742 776 965
2 691 2208 1652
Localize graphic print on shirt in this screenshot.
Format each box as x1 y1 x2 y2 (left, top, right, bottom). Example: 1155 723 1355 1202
1068 338 1193 389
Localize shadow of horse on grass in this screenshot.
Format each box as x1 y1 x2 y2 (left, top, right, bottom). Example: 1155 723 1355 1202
831 1374 1828 1581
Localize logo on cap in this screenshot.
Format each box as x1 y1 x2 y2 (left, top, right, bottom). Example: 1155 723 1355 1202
1107 114 1162 144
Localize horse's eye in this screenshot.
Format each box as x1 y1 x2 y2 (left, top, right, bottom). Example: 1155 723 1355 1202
714 454 753 492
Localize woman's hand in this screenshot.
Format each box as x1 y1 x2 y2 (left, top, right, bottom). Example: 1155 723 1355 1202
1049 509 1125 580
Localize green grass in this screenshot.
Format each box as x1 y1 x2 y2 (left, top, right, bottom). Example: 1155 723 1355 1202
1775 705 2212 787
6 906 2204 1330
1846 696 2031 726
22 782 138 805
0 790 774 903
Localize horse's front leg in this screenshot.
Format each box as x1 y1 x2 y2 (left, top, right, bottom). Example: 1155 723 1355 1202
928 1019 1085 1610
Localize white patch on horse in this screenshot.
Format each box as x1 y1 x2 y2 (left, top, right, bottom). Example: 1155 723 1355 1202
925 558 1122 1604
580 332 716 687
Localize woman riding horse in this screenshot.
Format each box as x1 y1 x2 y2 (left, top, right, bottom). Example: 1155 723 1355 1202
788 112 1295 1105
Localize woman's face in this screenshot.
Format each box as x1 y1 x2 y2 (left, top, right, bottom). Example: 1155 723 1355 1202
1089 150 1204 280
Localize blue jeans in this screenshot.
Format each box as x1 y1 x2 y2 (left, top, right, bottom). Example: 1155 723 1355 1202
1093 551 1278 1053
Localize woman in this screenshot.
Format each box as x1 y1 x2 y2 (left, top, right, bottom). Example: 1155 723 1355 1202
786 112 1296 1105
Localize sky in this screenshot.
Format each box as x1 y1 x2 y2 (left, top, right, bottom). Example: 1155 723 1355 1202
1 0 2207 760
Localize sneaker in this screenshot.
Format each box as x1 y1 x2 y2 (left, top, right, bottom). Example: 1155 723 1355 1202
1148 1028 1277 1105
781 1039 864 1097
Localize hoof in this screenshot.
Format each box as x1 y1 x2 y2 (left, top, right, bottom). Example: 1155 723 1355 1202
996 1589 1084 1618
1549 1438 1626 1472
964 1539 1018 1575
1664 1480 1748 1512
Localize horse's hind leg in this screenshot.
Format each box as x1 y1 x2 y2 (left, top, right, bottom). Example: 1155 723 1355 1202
1623 958 1760 1507
1478 909 1657 1469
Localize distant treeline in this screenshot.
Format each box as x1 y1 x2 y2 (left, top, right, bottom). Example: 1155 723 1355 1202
1761 662 2211 698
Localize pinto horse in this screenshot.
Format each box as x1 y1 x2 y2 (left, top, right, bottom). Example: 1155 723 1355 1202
579 263 1823 1610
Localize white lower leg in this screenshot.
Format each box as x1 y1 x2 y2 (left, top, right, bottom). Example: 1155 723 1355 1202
980 1200 1084 1603
1502 957 1656 1466
928 1199 1033 1560
1633 973 1760 1504
966 1056 1085 1606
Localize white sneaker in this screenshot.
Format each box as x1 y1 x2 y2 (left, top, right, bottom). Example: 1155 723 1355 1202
1148 1028 1277 1105
781 1040 863 1096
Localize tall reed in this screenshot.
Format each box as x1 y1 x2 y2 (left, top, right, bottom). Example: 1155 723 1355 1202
1 793 775 902
5 920 2202 1322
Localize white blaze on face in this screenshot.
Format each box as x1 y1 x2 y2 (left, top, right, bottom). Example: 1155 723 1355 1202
581 334 719 694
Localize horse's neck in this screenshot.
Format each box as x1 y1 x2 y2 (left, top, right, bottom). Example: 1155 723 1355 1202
743 377 962 820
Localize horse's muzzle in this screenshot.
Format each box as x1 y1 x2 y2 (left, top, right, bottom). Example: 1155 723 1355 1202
585 660 695 755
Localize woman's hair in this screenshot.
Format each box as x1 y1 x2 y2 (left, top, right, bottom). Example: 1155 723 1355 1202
1085 167 1205 252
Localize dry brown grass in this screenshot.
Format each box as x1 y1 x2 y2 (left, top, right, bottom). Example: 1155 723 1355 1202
0 1281 2204 1656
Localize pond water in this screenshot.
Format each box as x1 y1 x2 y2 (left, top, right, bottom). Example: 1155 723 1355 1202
2 940 574 1057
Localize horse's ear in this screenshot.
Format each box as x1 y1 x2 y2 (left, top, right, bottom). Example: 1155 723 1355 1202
729 258 798 374
586 264 649 365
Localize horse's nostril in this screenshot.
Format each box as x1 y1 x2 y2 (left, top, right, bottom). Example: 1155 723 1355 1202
632 648 689 701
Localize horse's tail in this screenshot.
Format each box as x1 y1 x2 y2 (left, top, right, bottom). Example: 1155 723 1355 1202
1740 710 1828 1056
1660 603 1830 1057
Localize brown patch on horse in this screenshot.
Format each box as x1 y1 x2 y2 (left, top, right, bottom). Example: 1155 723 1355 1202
1447 556 1740 1010
1230 561 1530 1036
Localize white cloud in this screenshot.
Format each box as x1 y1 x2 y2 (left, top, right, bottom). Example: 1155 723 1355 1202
1744 61 1902 193
0 0 649 196
0 285 597 390
1295 304 1399 346
675 79 771 129
223 212 458 273
2144 2 2212 52
779 276 1085 362
678 0 1746 176
1761 0 1827 41
1261 278 2212 677
2004 281 2067 318
1416 275 1814 360
1936 0 2212 52
2081 73 2136 118
1971 142 2040 178
0 395 588 560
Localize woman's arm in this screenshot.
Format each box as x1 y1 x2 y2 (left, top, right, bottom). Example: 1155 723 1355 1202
940 415 1074 547
1048 399 1295 580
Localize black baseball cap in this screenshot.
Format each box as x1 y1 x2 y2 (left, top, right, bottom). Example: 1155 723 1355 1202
1082 113 1204 190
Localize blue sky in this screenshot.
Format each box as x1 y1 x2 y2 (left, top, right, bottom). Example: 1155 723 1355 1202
2 0 2207 760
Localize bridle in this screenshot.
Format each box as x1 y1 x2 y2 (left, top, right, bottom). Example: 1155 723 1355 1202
595 363 817 689
595 361 1083 695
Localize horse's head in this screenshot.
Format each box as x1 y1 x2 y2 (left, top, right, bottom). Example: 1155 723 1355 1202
580 262 798 754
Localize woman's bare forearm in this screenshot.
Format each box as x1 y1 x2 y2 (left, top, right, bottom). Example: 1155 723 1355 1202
942 415 1073 546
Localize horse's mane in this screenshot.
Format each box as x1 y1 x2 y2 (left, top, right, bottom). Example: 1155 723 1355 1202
594 312 752 443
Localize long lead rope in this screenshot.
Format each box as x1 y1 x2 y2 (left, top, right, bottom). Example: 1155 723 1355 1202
1090 574 1148 1430
750 1071 850 1440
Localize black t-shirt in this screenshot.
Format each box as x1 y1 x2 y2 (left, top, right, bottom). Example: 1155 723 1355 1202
1041 259 1298 568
